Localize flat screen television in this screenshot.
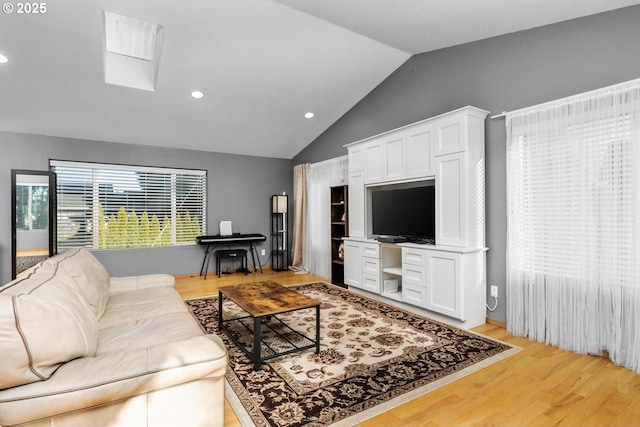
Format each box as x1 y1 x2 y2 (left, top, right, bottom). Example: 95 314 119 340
370 183 435 243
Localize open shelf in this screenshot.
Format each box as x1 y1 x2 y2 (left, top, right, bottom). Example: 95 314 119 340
330 185 348 288
382 266 402 276
381 244 402 296
271 195 288 271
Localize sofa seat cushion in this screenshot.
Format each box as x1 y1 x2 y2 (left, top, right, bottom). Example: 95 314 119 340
97 312 204 356
99 286 188 329
97 285 201 355
0 334 227 427
0 264 98 390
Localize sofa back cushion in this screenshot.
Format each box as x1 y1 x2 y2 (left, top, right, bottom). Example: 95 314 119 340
0 261 99 390
46 249 111 318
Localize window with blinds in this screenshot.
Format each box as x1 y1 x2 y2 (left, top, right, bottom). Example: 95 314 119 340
50 161 206 250
506 79 640 374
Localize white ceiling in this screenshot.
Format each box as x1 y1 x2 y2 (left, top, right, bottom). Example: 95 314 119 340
0 0 638 159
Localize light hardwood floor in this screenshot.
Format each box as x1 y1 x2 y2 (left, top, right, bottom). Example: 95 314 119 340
176 269 640 427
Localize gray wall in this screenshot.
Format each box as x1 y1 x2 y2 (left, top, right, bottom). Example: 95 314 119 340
294 5 640 322
1 131 292 283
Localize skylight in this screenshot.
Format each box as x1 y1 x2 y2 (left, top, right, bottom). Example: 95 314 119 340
104 11 158 61
102 10 164 91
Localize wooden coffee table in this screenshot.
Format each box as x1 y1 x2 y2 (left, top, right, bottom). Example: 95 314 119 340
218 281 321 370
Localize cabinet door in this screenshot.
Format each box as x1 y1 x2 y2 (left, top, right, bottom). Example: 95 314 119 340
348 145 364 172
406 122 434 178
435 152 467 247
365 141 384 183
344 241 362 288
348 171 365 238
435 114 467 156
425 251 463 320
383 134 405 181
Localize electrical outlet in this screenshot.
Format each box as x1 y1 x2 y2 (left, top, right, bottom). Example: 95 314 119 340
261 249 266 256
490 285 498 298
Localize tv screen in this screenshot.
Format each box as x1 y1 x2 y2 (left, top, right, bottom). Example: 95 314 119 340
371 184 435 242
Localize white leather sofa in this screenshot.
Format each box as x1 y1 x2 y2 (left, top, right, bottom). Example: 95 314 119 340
0 248 227 427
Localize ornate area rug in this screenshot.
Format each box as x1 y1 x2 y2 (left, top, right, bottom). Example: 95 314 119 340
186 282 519 427
16 255 48 274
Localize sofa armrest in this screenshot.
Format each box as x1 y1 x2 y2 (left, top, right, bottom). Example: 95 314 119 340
0 334 227 427
109 274 176 294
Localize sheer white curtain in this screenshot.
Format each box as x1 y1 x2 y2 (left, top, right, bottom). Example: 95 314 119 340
304 156 348 280
506 79 640 373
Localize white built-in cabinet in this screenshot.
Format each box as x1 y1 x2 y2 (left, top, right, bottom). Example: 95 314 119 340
343 240 380 293
343 240 362 288
343 106 489 329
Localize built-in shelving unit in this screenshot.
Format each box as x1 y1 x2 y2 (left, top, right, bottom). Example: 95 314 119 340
330 185 348 287
343 106 490 329
271 194 288 271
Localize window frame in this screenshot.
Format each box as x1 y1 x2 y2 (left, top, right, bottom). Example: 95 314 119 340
50 160 207 250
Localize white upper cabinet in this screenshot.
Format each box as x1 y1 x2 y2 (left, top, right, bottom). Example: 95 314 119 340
364 140 384 183
435 114 467 156
434 109 488 248
348 145 364 172
383 134 406 182
406 122 435 178
345 106 489 249
435 152 467 247
364 132 407 184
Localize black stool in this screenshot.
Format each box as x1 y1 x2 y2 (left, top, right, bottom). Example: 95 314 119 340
215 249 248 278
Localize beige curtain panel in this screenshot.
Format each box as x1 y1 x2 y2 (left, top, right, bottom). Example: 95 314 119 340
290 163 309 270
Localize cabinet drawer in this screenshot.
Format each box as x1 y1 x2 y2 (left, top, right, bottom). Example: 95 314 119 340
363 258 379 275
402 264 426 287
402 283 427 307
362 243 380 258
403 248 427 266
362 274 380 294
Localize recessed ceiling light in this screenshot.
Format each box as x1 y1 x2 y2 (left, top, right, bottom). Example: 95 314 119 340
304 112 314 119
191 90 204 99
0 54 8 64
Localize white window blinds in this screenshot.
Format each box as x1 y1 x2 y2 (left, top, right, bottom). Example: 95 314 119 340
50 161 206 249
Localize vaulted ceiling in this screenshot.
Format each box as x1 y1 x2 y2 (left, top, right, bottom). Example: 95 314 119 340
1 0 638 158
